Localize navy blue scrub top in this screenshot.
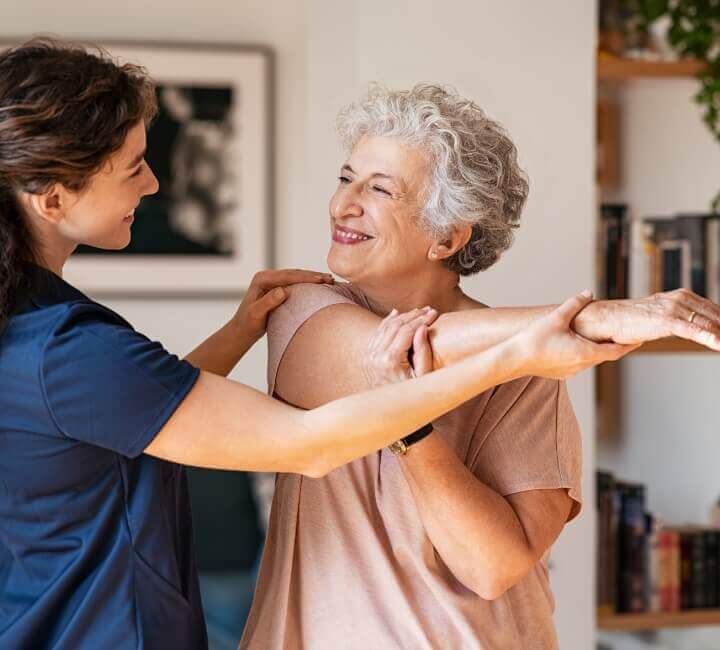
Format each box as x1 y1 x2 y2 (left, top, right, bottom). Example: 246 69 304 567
0 266 207 649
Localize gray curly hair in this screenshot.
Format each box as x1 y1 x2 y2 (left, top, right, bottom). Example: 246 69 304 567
336 84 529 275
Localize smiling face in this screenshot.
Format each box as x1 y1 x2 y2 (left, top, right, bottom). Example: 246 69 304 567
328 135 436 286
57 121 159 250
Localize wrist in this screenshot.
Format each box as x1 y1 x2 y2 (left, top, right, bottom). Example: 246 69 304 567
572 300 612 342
227 317 259 353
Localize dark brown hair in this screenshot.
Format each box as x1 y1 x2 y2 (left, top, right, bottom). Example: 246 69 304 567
0 37 157 333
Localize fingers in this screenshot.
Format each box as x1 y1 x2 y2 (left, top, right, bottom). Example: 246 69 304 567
412 325 433 376
252 269 334 292
373 307 438 361
655 289 720 350
248 287 287 320
553 290 594 325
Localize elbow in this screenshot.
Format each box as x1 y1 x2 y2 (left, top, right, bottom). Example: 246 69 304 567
459 570 511 601
457 553 534 601
300 462 330 479
297 451 336 479
473 577 511 602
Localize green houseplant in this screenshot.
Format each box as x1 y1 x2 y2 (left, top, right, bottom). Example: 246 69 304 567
626 0 720 208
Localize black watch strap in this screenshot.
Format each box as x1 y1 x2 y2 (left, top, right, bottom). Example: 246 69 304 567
388 423 434 455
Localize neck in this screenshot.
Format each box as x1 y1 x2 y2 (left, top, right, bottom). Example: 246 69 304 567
355 267 464 315
31 222 76 278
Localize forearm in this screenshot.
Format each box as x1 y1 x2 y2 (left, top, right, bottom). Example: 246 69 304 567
429 301 617 369
302 340 527 475
397 434 534 599
152 339 527 475
429 306 552 369
185 319 256 376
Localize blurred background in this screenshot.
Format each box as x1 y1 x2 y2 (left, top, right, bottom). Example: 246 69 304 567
3 1 720 648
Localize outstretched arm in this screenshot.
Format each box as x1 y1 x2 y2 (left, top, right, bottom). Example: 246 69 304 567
146 292 628 477
430 289 720 369
276 287 720 410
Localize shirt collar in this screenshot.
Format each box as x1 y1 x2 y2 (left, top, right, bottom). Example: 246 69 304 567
26 263 89 307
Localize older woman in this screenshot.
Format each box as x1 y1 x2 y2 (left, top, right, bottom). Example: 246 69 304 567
240 85 720 649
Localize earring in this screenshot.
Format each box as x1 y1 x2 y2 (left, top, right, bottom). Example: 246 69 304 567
430 251 438 259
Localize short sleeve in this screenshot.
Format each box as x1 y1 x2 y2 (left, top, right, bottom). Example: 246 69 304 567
466 377 583 521
266 283 357 394
42 303 200 458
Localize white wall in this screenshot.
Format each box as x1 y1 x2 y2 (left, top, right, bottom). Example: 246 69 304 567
598 79 720 649
1 2 598 646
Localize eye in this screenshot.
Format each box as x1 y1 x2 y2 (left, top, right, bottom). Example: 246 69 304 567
338 175 351 184
130 162 145 178
372 185 391 196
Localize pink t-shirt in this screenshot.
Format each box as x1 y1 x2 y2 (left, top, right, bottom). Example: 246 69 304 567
241 283 582 650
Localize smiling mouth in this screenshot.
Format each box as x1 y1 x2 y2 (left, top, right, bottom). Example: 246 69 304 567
332 224 374 245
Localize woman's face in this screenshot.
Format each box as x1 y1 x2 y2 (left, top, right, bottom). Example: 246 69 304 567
327 135 435 285
59 121 159 250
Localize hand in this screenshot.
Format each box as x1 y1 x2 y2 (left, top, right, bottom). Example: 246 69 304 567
511 291 640 380
574 290 720 351
362 306 439 387
234 269 335 344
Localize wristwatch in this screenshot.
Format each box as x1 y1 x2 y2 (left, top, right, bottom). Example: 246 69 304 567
388 423 434 456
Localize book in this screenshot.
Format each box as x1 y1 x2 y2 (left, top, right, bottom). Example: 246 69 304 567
658 239 692 292
618 482 647 613
676 214 711 297
690 529 706 608
600 204 629 299
646 515 662 612
707 217 720 302
668 530 681 611
704 529 720 608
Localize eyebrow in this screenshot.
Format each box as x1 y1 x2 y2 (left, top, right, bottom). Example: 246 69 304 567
341 164 396 182
126 149 147 171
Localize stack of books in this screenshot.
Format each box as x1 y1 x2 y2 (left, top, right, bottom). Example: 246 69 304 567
598 205 720 301
644 214 720 301
597 471 720 616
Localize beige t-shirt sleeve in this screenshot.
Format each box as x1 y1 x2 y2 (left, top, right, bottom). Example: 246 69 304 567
465 377 583 521
266 282 358 395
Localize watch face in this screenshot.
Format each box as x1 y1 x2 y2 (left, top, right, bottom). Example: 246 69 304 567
388 440 408 456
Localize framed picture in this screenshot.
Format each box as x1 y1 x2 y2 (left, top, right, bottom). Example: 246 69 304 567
55 42 272 295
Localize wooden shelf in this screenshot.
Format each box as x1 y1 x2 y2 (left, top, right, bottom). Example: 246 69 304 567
634 338 714 354
599 610 720 631
598 57 705 80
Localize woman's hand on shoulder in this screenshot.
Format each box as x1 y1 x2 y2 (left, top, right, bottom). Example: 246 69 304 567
510 291 639 380
233 269 335 344
362 306 438 387
573 289 720 351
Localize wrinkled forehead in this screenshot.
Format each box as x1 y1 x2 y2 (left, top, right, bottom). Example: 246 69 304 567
348 135 430 189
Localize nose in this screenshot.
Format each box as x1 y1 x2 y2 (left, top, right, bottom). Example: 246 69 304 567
331 184 363 219
144 166 160 197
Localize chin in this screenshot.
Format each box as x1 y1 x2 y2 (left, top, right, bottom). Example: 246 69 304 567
327 248 358 282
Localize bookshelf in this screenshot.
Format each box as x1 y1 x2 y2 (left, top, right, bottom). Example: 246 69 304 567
595 51 720 639
599 610 720 631
635 338 713 354
597 57 704 81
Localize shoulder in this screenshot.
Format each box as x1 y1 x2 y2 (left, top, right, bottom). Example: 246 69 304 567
268 282 364 333
283 282 362 309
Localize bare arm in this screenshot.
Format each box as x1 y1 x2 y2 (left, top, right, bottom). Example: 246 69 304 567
398 432 571 599
146 292 628 476
431 289 720 369
364 311 574 599
276 287 720 409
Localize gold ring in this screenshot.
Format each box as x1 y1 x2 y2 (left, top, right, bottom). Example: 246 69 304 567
689 311 698 324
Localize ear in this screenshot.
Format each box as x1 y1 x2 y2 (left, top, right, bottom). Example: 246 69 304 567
428 224 473 261
20 184 71 226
